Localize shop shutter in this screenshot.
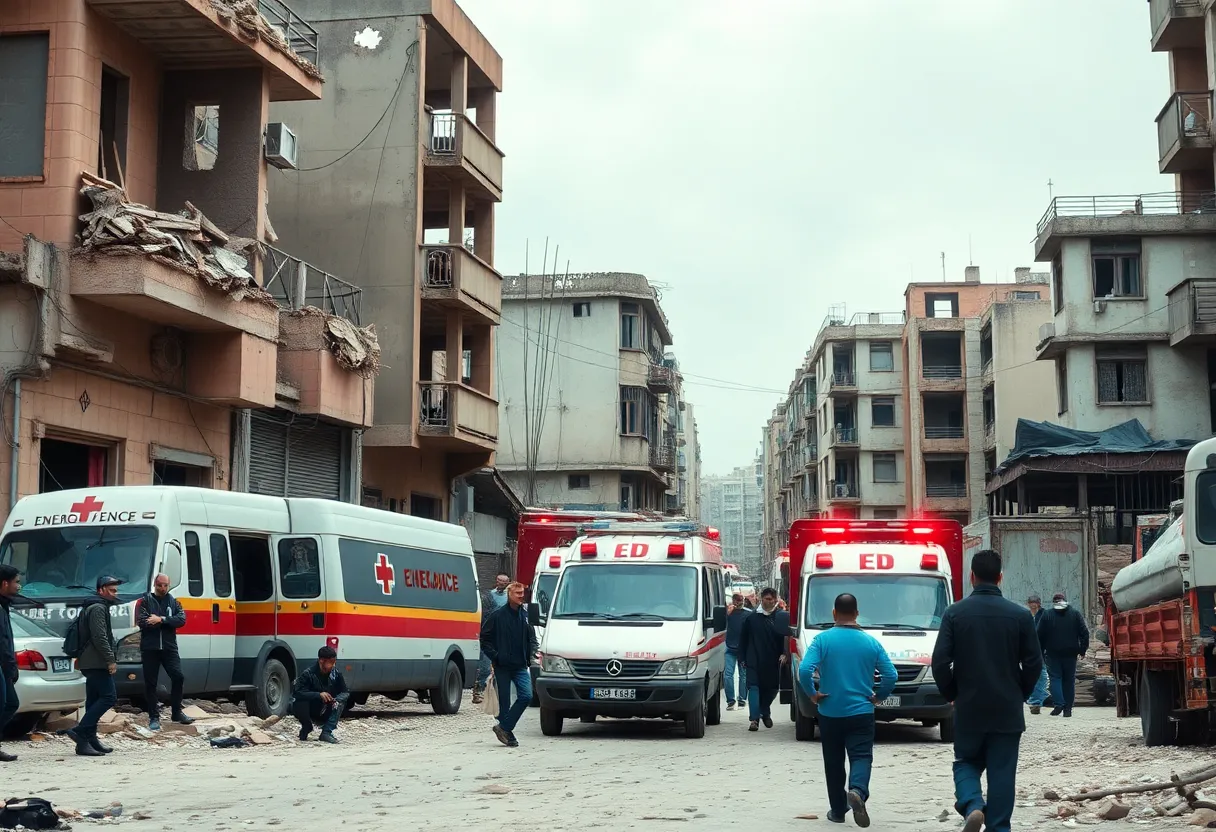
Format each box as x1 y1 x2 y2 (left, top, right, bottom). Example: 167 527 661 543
247 410 346 501
248 415 288 497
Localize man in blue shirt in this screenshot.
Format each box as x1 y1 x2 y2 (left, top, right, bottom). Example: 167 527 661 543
799 593 898 827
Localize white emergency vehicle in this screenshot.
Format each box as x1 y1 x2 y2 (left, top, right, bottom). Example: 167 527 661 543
1 486 481 718
531 521 728 739
528 545 572 706
786 519 962 743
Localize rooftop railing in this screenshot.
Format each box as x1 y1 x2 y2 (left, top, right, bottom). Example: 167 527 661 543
261 245 361 323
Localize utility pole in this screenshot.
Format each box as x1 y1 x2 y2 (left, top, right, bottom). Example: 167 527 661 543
941 252 946 282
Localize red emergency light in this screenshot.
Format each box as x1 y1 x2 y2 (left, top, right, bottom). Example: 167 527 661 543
920 553 939 570
548 555 562 568
706 527 721 541
814 552 833 569
579 541 598 558
667 542 686 559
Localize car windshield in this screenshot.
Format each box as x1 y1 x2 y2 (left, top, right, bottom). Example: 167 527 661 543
0 525 159 600
553 563 698 621
10 611 57 639
805 574 950 630
534 573 558 616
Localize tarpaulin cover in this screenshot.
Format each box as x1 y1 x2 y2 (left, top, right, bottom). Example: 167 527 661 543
994 418 1196 475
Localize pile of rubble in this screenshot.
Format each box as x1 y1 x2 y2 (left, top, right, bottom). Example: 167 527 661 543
1038 761 1216 827
29 703 290 751
287 307 382 377
77 173 277 306
209 0 323 80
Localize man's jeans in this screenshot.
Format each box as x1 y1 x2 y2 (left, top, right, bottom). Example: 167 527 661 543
292 699 342 734
142 649 185 717
1045 653 1078 709
724 651 747 703
747 685 776 721
495 666 532 734
0 676 18 735
818 713 876 817
79 669 117 738
1027 662 1049 707
953 730 1021 832
476 653 492 690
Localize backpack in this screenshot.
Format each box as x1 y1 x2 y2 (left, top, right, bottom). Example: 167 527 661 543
62 603 97 659
0 797 59 830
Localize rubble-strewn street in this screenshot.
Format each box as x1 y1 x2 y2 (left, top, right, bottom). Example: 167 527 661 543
5 699 1211 831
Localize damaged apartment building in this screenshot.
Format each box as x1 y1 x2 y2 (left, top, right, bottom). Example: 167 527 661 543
0 0 380 514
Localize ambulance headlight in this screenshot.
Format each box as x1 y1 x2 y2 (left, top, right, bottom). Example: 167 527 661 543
922 665 933 682
115 633 141 664
541 655 572 674
657 657 698 676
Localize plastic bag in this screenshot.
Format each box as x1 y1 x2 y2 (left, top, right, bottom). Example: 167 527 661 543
481 672 499 716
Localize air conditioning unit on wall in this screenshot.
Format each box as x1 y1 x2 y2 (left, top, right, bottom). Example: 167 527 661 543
265 123 298 170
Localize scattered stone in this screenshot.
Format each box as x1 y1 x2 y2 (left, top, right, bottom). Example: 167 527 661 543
100 710 124 724
180 705 209 720
161 722 200 736
1190 809 1216 827
247 730 273 745
795 813 819 820
98 719 130 735
1057 803 1081 818
1043 788 1061 802
45 712 79 732
1094 799 1130 821
133 811 153 820
477 784 510 795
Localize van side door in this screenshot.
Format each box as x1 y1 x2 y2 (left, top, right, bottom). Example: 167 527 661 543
271 535 328 668
178 528 211 695
229 534 277 689
205 531 236 692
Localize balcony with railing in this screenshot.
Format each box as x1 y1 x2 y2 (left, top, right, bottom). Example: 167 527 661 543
924 425 964 440
417 381 499 452
1167 277 1216 346
922 392 966 451
650 442 677 473
421 244 502 325
1035 191 1216 260
830 370 857 390
925 483 967 498
828 481 860 502
919 333 964 388
831 427 859 447
924 458 968 509
1149 0 1205 50
984 422 996 449
424 110 504 201
1157 92 1213 174
262 245 362 323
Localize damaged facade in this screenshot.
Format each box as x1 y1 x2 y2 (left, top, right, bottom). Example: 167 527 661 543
0 0 376 514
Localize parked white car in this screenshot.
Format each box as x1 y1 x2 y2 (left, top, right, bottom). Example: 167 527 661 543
4 611 85 737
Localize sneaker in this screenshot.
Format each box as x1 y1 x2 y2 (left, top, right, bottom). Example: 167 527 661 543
826 811 846 824
1029 705 1041 715
298 728 310 742
962 809 985 832
318 732 339 744
1049 707 1063 716
748 721 759 732
1063 708 1073 718
506 732 519 748
492 724 510 746
0 749 16 763
148 718 162 732
171 711 195 725
847 790 870 829
762 716 773 729
727 701 735 711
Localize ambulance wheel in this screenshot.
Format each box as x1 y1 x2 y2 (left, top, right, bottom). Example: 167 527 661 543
938 718 955 743
540 707 564 736
1139 669 1177 747
706 680 722 726
430 660 463 716
684 698 707 739
246 658 292 719
795 709 816 741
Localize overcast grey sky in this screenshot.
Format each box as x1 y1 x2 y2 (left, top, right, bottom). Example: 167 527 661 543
457 0 1168 475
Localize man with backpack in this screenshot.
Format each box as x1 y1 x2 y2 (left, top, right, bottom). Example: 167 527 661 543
68 576 122 758
0 565 22 763
137 573 192 731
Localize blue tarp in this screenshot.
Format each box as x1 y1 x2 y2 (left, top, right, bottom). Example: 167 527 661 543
995 418 1196 475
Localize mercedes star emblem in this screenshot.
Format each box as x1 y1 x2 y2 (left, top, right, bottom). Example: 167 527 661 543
606 659 623 676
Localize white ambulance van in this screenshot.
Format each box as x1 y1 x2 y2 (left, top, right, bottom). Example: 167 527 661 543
531 521 728 739
528 545 571 706
786 519 961 743
0 486 481 718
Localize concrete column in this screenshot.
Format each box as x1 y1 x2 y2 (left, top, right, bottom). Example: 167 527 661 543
445 311 463 386
451 54 469 114
472 87 497 142
469 325 493 393
448 187 466 248
473 200 495 264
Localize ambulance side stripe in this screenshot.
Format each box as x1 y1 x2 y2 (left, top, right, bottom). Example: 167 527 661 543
172 598 480 641
691 632 726 657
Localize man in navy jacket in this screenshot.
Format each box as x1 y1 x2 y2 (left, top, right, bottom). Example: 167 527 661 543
137 573 192 731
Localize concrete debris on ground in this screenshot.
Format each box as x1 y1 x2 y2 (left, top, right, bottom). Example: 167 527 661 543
208 0 323 80
288 307 382 376
1041 761 1216 825
76 172 277 306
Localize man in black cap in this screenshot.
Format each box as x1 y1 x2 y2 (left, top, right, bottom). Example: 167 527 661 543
73 576 122 757
0 565 22 762
1037 592 1089 718
291 645 349 744
137 573 192 731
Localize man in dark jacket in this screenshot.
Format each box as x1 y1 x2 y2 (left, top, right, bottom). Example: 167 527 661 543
1037 592 1090 718
473 572 511 705
932 550 1042 832
724 592 751 710
137 573 192 731
291 645 349 743
74 576 122 758
738 587 790 732
0 565 21 763
480 581 537 747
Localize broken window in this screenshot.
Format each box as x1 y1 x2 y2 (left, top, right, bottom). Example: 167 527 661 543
184 104 219 171
925 292 959 318
872 453 898 483
620 302 640 349
0 33 49 177
1092 240 1142 298
1012 290 1041 300
1096 345 1148 404
573 302 591 318
871 397 896 427
99 66 129 183
869 341 894 372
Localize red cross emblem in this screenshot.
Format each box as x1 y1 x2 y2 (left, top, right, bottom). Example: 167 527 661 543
70 495 104 519
373 553 395 595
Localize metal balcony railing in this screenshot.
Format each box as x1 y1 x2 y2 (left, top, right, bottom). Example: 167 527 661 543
830 482 859 499
431 112 458 154
926 483 967 498
1168 277 1216 338
984 422 996 446
258 0 320 65
1157 91 1212 162
924 425 964 440
922 365 963 380
832 427 858 445
981 358 993 376
1036 191 1216 236
423 247 455 287
261 245 361 323
650 443 676 472
832 370 856 388
419 383 451 429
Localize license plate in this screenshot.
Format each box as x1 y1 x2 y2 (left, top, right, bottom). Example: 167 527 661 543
877 696 901 708
51 658 71 674
591 688 636 700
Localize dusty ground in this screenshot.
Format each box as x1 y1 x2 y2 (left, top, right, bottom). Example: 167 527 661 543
3 699 1212 831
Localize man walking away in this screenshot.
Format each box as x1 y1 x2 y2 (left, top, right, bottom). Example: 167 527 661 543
75 576 123 758
739 587 789 732
480 581 537 748
1025 594 1049 715
932 550 1042 832
799 593 897 827
1037 592 1089 718
0 566 21 762
473 573 511 705
724 592 751 710
291 645 349 743
137 574 193 731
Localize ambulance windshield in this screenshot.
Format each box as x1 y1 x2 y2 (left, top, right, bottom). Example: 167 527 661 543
0 525 159 600
534 573 558 616
805 574 949 630
552 563 697 621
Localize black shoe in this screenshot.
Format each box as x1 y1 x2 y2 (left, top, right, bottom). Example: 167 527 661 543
1029 705 1041 715
506 732 519 748
1049 707 1063 716
0 748 15 762
1063 708 1073 718
298 728 310 741
847 790 870 828
492 725 509 746
762 716 773 729
171 711 195 725
962 809 985 832
148 718 161 732
89 737 113 754
748 721 759 732
318 731 338 744
826 811 846 824
75 738 104 757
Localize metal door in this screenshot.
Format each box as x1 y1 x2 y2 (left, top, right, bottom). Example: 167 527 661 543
204 530 237 691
